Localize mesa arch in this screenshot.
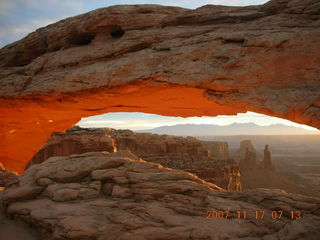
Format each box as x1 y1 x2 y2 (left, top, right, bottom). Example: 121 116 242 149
0 0 319 173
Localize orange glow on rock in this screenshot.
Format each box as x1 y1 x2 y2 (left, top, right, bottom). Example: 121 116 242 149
0 82 241 173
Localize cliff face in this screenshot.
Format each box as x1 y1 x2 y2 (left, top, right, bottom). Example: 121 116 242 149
236 140 257 158
28 127 241 190
0 0 319 173
27 128 116 168
201 141 229 161
2 151 319 240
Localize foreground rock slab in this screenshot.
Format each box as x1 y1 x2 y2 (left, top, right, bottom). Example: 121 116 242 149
0 191 38 240
2 151 320 240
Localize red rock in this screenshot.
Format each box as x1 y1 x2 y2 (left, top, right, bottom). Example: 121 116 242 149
0 0 319 172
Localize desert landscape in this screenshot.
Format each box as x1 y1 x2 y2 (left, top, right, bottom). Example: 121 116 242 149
0 0 320 239
0 125 320 239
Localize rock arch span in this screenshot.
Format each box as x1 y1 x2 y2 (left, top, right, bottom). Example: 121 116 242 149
0 0 319 172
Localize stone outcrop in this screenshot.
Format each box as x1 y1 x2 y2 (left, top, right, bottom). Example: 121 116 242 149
27 126 116 168
0 163 18 188
237 140 275 172
28 127 241 190
236 140 257 158
237 140 258 171
263 144 275 170
201 141 229 161
0 0 319 172
2 151 320 240
240 148 258 170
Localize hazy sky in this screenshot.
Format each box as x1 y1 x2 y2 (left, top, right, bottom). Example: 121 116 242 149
2 0 317 134
0 0 269 47
78 112 320 133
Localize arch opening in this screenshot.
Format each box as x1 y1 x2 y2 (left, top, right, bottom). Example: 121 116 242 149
0 0 319 176
0 77 318 174
25 111 320 197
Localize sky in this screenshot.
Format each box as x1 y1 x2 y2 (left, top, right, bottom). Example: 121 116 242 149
0 0 270 47
78 112 320 133
2 0 318 134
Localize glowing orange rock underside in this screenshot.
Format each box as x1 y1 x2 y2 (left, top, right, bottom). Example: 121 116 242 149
0 82 241 173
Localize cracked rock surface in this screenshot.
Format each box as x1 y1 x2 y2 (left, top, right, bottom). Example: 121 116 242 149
2 151 319 240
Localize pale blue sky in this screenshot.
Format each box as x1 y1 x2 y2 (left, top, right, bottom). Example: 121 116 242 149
2 0 317 133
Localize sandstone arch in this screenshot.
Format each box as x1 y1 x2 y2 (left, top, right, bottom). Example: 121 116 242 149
0 0 319 172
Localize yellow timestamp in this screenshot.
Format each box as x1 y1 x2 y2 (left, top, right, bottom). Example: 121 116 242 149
206 210 301 220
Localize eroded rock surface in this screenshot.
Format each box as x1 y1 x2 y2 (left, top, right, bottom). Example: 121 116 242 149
0 191 38 240
0 163 18 188
2 151 320 240
0 0 320 172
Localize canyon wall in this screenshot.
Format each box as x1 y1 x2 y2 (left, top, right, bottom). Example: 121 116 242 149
28 127 241 190
0 0 319 172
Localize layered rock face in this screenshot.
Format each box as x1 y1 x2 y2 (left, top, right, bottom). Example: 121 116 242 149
2 151 320 240
201 141 229 161
0 0 320 172
28 127 241 190
27 127 116 168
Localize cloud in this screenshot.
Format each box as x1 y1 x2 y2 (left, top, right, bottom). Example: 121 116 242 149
0 18 57 46
0 0 87 47
0 0 15 13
